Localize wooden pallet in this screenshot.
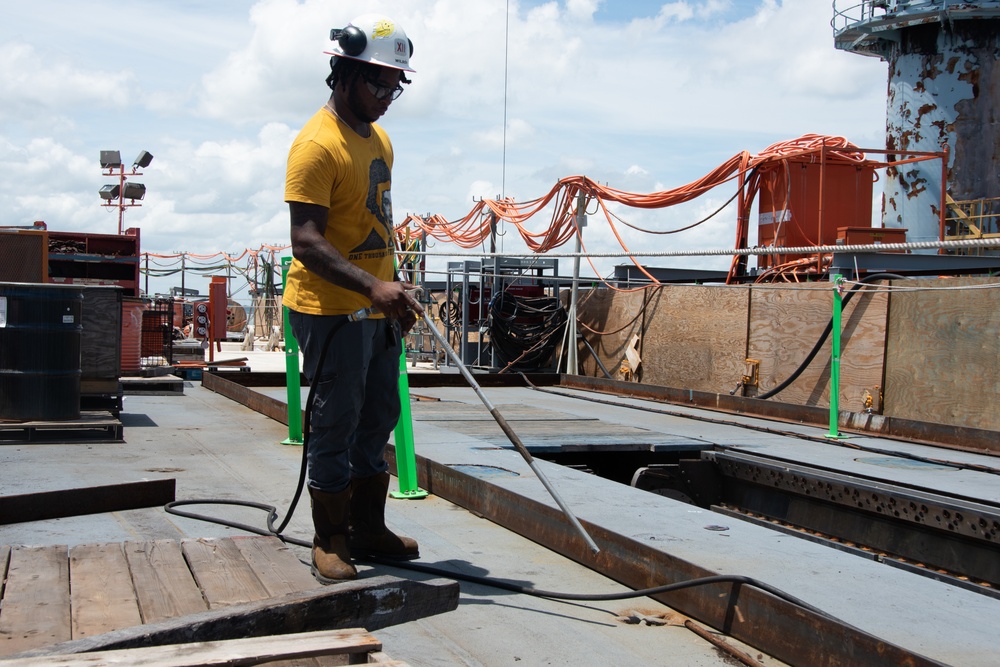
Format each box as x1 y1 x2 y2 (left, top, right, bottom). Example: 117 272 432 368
121 374 185 395
0 411 122 443
0 536 458 664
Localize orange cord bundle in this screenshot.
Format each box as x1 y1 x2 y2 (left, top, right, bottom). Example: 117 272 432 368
397 134 869 286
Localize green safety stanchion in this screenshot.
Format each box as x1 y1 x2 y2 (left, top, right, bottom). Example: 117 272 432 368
391 254 427 499
826 274 849 440
281 257 303 446
391 346 427 499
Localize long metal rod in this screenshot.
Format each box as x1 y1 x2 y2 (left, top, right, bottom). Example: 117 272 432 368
421 315 601 554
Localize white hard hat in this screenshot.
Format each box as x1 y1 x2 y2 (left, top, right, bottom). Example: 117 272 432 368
325 14 414 73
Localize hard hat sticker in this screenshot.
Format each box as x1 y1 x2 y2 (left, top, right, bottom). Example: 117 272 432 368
372 19 394 39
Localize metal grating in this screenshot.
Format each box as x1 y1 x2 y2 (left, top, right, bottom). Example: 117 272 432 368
0 230 47 283
141 298 175 367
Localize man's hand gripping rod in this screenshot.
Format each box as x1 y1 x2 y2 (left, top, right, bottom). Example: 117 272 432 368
353 293 601 555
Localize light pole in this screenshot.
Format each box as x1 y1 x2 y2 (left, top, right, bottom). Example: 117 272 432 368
98 150 153 234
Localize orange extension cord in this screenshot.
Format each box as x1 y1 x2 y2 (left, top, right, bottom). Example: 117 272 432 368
399 134 869 286
139 135 869 290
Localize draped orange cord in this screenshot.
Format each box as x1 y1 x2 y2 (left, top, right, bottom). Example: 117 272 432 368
399 134 869 288
142 245 290 263
139 136 869 292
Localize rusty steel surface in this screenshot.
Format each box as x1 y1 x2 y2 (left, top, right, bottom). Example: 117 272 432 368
709 450 1000 589
557 374 1000 453
393 452 947 667
205 370 1000 454
0 479 176 526
833 2 1000 244
202 371 291 425
202 371 997 665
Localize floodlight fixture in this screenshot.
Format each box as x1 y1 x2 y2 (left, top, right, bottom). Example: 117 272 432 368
100 150 122 169
99 184 121 201
98 146 152 234
122 182 146 200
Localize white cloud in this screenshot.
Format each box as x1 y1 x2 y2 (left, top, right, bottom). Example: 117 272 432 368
0 42 133 121
0 0 890 297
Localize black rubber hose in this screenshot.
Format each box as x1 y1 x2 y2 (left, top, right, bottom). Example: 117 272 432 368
166 315 347 537
164 313 860 628
756 273 906 400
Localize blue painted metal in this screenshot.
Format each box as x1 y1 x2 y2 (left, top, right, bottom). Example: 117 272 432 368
833 1 1000 247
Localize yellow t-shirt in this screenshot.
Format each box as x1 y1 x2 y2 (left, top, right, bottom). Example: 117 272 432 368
282 108 395 316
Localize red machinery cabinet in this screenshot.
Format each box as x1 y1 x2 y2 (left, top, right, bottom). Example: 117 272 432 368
757 160 876 270
837 226 908 249
207 277 228 342
193 278 229 343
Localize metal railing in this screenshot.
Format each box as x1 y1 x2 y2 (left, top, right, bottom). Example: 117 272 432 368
833 0 1000 35
944 196 1000 252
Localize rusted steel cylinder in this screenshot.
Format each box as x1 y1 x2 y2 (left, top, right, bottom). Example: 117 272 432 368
884 20 1000 242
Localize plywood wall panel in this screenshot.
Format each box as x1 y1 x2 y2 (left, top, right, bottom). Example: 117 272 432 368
641 285 749 392
577 285 748 393
576 288 644 379
884 276 1000 431
747 283 888 411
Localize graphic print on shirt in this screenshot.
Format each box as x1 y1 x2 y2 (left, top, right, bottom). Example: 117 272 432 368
349 157 392 260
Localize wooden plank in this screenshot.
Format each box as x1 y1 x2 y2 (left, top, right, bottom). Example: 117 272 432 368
0 479 175 526
0 418 124 444
181 538 271 608
0 628 396 667
643 285 749 392
0 545 71 656
9 575 459 658
230 536 318 596
576 289 643 380
225 539 327 667
124 540 209 624
69 542 142 639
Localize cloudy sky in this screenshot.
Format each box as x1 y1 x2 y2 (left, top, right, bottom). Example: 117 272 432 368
1 0 888 298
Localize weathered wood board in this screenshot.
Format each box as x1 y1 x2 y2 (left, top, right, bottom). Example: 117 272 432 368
0 536 459 662
577 285 749 393
0 628 405 666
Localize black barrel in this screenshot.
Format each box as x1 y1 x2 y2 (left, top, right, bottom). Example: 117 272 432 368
0 282 84 421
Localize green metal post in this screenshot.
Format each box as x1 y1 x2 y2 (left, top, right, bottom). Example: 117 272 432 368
391 348 427 499
827 274 848 440
391 255 427 499
281 257 303 446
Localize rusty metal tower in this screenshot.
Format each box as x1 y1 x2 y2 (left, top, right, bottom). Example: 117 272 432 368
833 1 1000 245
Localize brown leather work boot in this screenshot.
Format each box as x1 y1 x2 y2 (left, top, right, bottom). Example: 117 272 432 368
349 471 419 560
308 486 357 583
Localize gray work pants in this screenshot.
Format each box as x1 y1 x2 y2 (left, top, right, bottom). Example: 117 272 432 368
288 311 401 493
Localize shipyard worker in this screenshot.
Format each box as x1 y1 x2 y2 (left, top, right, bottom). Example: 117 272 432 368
282 13 424 584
